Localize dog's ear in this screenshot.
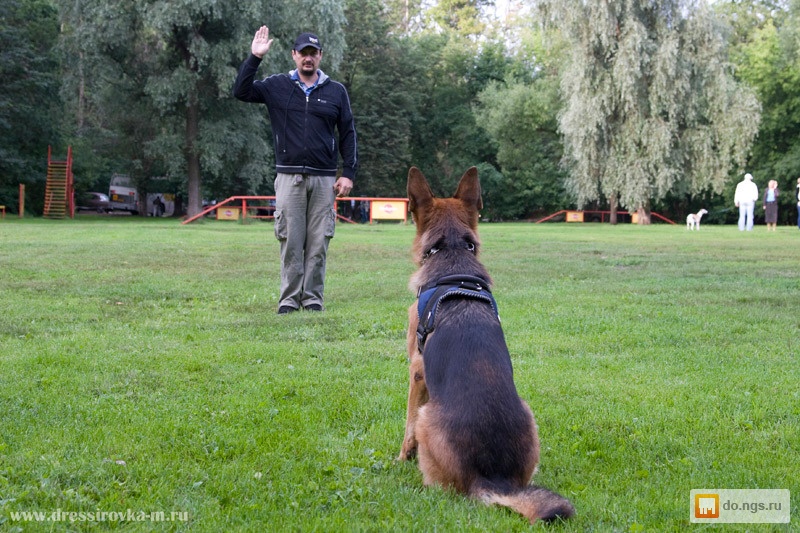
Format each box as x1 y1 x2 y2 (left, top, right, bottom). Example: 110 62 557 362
453 166 483 211
407 166 434 214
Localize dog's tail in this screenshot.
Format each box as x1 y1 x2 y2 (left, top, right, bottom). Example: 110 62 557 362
473 480 575 524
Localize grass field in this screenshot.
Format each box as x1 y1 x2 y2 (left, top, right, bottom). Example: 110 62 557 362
0 216 797 532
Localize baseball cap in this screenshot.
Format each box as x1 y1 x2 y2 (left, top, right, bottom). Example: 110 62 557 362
745 173 753 180
294 33 322 51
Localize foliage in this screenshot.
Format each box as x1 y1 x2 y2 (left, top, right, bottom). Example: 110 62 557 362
337 0 414 197
538 0 761 221
722 0 800 224
58 0 166 202
55 0 348 216
427 0 491 36
474 22 569 220
0 0 61 214
476 79 565 220
402 32 505 197
383 0 426 34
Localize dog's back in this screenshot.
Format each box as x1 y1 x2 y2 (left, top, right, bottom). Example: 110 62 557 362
421 297 535 479
400 166 574 524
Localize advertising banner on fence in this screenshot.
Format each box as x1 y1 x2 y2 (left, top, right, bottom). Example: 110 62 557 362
371 200 407 221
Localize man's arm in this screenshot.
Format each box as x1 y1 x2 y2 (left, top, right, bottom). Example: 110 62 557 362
336 86 358 182
232 26 273 102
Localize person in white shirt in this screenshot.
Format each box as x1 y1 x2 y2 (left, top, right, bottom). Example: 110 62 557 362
734 173 759 231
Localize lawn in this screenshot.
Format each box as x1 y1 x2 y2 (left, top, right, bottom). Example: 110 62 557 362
0 217 797 532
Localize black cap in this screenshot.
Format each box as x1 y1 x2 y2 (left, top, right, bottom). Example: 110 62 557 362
294 33 322 51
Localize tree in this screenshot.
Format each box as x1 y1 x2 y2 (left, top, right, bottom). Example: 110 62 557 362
724 0 800 224
383 0 426 34
58 0 348 217
337 0 414 197
476 77 565 220
537 0 761 223
59 0 168 207
138 0 288 217
474 20 568 220
0 0 61 214
402 31 504 197
428 0 491 36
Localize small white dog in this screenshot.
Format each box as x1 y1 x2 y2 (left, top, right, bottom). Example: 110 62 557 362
686 209 708 230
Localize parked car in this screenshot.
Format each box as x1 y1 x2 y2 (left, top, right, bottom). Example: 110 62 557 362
76 192 112 213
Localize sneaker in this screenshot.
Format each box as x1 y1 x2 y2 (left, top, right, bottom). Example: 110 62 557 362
277 305 297 315
303 304 323 311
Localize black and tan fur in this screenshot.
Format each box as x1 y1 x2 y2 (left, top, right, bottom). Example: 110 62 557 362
398 166 574 524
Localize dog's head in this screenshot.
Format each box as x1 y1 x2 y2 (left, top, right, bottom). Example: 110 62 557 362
407 166 483 268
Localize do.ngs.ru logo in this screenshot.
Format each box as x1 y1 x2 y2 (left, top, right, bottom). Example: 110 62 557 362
694 493 719 519
691 489 790 524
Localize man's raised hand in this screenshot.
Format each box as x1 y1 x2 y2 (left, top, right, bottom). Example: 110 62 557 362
251 26 273 58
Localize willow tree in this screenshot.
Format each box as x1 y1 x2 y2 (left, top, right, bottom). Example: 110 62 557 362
537 0 760 223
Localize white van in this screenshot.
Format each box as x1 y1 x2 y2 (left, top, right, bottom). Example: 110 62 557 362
108 174 139 214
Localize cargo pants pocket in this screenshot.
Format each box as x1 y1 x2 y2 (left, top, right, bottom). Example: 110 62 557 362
324 208 336 238
274 209 287 240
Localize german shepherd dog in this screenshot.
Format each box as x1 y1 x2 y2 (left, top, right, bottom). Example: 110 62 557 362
398 166 575 524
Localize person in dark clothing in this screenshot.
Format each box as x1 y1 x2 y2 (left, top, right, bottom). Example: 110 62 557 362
152 195 164 217
762 179 779 232
233 26 358 314
796 177 800 229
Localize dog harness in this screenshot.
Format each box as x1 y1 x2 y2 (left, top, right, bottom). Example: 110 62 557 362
416 274 499 353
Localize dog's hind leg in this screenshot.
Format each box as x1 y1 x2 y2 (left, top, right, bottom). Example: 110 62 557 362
399 353 427 460
399 304 428 460
415 404 467 492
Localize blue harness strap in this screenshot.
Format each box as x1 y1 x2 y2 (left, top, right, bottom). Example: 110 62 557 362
416 275 499 352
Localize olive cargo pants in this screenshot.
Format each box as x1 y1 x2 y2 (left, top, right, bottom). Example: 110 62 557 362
273 173 337 310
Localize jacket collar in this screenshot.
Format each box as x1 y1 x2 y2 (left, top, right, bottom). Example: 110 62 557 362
290 69 329 94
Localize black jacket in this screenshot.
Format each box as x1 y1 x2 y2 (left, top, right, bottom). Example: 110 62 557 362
233 54 358 179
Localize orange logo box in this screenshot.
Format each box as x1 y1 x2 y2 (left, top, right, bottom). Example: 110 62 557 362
695 494 720 519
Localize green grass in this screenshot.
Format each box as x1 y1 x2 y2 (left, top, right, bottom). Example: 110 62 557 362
0 217 798 532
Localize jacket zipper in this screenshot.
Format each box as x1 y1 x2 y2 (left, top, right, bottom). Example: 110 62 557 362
304 95 309 156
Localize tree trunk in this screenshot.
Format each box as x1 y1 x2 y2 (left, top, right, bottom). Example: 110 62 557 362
636 201 652 225
185 91 202 218
609 194 618 225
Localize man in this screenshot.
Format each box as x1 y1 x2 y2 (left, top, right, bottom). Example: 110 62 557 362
233 26 358 314
734 173 758 231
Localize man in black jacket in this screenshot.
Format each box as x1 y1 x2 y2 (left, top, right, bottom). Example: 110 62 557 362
233 26 358 314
